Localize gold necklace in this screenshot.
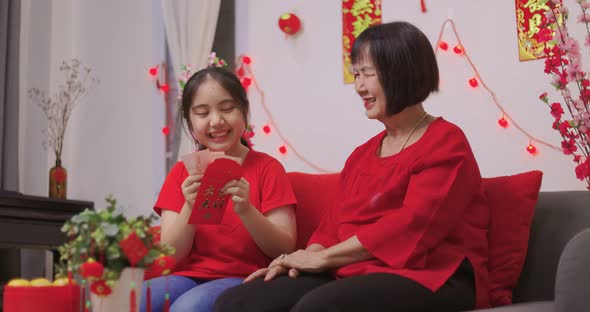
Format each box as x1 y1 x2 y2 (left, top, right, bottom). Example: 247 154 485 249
398 112 428 152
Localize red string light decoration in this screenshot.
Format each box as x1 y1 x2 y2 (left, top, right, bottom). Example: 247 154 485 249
527 142 538 155
148 66 158 77
434 18 561 154
149 61 175 169
421 0 427 13
498 116 509 128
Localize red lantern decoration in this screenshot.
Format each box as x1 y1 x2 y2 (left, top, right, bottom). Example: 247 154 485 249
438 41 448 51
242 77 252 88
159 84 170 93
279 145 287 154
498 117 508 128
526 143 537 154
236 66 245 78
468 77 479 88
453 45 464 54
80 258 104 280
90 280 112 297
149 66 158 77
262 125 271 134
278 13 302 35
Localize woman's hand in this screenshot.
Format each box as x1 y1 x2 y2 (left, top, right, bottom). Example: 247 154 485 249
222 177 252 214
181 174 203 209
275 249 328 274
244 249 327 282
244 254 301 282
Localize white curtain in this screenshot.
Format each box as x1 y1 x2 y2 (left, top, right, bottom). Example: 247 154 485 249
161 0 221 158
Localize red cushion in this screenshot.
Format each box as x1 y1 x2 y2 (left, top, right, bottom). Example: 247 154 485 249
287 172 340 249
484 170 543 307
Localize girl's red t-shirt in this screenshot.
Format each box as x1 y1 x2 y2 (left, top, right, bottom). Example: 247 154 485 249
154 150 296 279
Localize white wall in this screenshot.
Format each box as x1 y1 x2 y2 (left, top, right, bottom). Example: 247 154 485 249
236 0 588 191
19 0 167 216
17 0 587 219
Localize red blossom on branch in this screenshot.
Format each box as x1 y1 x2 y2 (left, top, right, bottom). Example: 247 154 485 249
538 1 590 188
551 102 565 118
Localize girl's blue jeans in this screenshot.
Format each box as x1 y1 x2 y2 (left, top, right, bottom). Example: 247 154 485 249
140 275 243 312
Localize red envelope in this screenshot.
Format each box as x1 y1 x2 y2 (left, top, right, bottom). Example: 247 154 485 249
188 158 243 224
181 150 226 174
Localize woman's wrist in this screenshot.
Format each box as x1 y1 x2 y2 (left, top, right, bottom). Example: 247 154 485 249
315 249 333 270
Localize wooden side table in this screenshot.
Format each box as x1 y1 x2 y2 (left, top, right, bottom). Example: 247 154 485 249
0 191 92 311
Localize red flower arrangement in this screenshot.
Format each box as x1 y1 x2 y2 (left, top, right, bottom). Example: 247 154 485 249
537 0 590 189
56 196 175 295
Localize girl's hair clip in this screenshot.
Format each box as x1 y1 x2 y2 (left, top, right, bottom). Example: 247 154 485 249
208 52 228 68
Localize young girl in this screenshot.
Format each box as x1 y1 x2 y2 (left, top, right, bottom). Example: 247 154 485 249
215 21 489 312
141 67 297 312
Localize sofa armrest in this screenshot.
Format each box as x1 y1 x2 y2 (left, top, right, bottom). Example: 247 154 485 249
554 228 590 312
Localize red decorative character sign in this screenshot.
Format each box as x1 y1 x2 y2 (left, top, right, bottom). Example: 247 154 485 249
515 0 562 61
119 232 149 266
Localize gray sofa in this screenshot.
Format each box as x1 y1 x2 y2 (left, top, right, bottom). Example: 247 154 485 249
469 191 590 312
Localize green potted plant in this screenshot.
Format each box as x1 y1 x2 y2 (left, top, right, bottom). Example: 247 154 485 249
55 195 174 311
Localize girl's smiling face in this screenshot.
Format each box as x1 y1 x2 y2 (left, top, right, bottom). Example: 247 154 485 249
190 78 247 156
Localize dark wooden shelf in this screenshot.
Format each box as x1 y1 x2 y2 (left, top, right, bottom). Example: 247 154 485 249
0 191 93 248
0 191 93 311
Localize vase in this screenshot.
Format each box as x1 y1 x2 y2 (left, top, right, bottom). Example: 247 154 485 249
49 159 67 199
90 268 145 312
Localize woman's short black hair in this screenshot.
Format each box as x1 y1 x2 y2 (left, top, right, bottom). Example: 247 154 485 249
180 66 250 147
351 21 439 116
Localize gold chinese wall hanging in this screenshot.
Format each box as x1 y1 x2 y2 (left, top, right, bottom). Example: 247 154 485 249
342 0 382 83
515 0 561 61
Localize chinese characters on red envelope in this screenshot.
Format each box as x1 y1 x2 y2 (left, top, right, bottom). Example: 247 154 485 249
183 152 243 224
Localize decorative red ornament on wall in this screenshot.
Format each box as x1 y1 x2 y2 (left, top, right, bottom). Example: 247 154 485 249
148 66 158 77
279 145 287 155
278 13 302 35
527 143 538 155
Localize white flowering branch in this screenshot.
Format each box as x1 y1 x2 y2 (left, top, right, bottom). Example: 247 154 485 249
28 59 99 162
